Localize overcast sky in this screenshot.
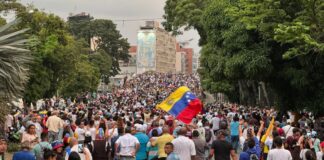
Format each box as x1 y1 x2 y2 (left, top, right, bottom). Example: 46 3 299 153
19 0 201 52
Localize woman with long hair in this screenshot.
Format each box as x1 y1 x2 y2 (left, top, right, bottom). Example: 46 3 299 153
21 124 39 148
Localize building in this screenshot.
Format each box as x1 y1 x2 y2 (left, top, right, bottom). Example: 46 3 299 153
175 43 183 73
176 43 194 74
192 51 200 73
136 21 176 74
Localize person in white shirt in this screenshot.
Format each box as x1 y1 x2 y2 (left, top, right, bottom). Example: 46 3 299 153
267 136 292 160
282 120 294 138
75 120 86 142
172 127 196 160
316 141 324 160
211 115 220 133
115 126 140 159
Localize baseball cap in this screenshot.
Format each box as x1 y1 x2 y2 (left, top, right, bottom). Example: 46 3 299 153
51 141 64 150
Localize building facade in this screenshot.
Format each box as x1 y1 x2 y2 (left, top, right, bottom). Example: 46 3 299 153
136 21 176 74
192 51 200 73
175 43 194 74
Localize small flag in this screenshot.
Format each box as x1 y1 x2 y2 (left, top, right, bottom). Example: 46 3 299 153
156 86 202 124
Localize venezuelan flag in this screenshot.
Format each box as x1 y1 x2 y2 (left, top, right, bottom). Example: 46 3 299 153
156 86 202 124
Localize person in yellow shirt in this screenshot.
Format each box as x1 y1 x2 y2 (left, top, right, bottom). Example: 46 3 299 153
151 126 174 160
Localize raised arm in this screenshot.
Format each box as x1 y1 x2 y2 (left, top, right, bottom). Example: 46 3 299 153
257 120 265 138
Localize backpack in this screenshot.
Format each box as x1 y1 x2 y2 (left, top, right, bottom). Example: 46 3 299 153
249 153 258 160
205 128 212 143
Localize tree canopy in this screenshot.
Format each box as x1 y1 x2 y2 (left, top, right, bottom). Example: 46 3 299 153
68 16 129 78
164 0 324 115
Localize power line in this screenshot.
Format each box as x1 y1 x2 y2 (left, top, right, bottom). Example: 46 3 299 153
111 18 164 22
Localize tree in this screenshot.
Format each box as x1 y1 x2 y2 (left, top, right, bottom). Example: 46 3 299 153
162 0 211 45
15 8 101 103
164 0 324 115
68 16 130 77
0 19 31 135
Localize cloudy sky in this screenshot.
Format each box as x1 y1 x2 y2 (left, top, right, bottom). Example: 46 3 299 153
19 0 201 52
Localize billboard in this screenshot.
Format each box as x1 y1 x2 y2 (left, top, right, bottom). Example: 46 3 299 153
136 30 156 73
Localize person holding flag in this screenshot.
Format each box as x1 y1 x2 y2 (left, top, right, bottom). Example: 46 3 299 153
156 86 203 124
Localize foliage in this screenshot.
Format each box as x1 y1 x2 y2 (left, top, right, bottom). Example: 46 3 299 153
0 19 31 137
165 0 324 114
68 17 130 77
14 9 100 103
162 0 210 45
89 50 112 84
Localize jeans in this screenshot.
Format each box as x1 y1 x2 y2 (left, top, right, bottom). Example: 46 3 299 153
48 131 58 143
231 135 239 152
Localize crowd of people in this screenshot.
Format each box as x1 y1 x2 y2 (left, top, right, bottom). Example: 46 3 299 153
1 72 323 160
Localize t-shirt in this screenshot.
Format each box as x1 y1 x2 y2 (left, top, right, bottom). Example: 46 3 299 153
166 152 180 160
172 136 196 160
116 133 140 156
13 151 36 160
147 137 159 160
267 148 292 160
282 125 294 138
32 141 52 159
75 127 85 141
134 132 149 160
152 133 174 158
316 151 323 160
212 117 220 131
230 121 239 136
211 140 233 160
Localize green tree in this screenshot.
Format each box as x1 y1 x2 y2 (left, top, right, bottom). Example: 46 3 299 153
68 16 129 77
162 0 210 45
165 0 324 115
16 9 100 102
0 19 31 134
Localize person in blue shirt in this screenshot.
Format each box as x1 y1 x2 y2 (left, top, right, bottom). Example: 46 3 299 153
13 141 36 160
230 115 240 152
239 138 261 160
164 142 180 160
134 124 149 160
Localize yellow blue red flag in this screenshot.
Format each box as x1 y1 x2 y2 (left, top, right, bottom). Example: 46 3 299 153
156 86 202 124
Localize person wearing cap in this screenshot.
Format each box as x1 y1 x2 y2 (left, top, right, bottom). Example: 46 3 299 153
13 141 36 160
52 140 65 160
32 132 52 160
282 119 294 138
0 137 7 160
134 124 149 160
209 129 237 160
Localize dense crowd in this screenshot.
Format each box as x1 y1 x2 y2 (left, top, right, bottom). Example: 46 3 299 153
1 72 324 160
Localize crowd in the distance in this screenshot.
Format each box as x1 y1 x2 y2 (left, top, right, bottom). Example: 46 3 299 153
0 72 323 160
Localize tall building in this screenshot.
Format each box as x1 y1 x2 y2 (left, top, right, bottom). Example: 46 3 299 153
176 43 193 74
136 21 176 74
192 51 200 73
